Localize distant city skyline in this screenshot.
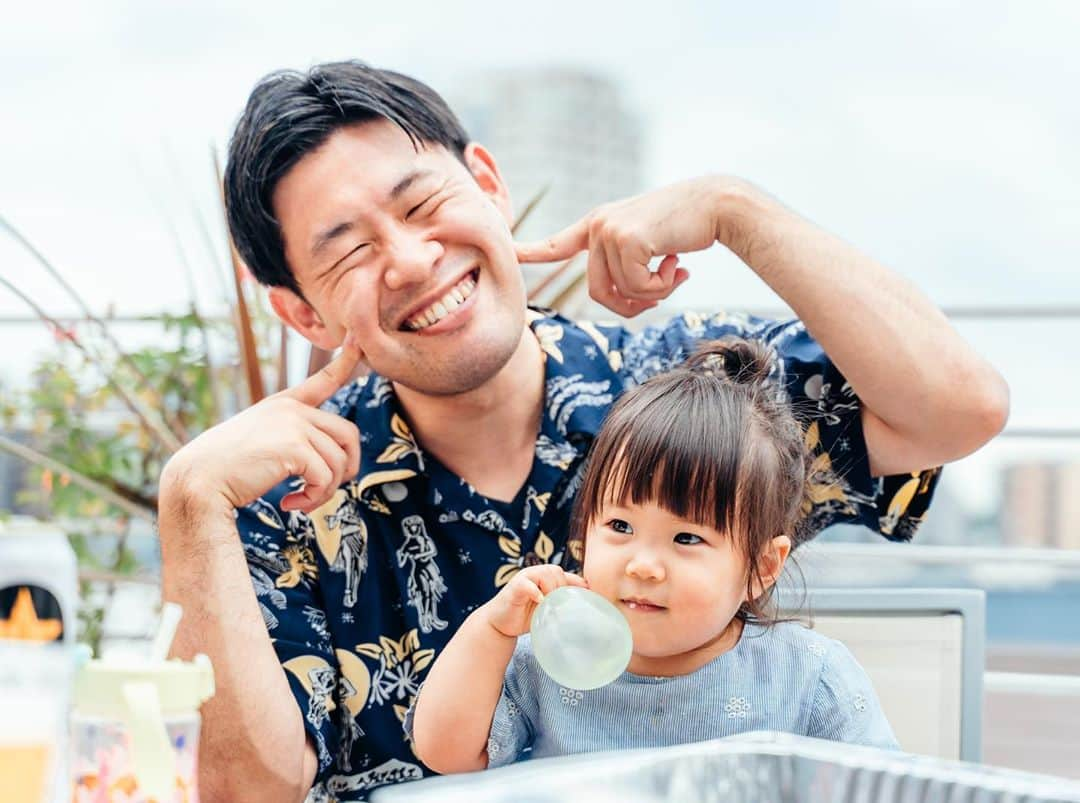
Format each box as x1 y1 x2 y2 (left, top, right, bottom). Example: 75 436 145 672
1002 461 1080 550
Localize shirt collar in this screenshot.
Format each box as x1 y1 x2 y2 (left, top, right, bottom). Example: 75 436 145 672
528 307 621 441
323 372 423 496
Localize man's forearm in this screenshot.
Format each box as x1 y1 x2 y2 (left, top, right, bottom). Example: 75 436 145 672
159 466 315 803
714 179 1009 473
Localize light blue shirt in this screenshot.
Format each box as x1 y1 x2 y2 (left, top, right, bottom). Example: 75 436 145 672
484 622 898 767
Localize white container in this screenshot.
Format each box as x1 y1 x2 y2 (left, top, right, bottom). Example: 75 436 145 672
0 516 78 645
0 643 74 803
0 517 79 802
70 655 215 803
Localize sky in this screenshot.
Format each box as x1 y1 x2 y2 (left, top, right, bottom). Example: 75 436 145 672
1 0 1078 515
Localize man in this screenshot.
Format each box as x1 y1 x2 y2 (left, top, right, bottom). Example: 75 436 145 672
159 61 1007 802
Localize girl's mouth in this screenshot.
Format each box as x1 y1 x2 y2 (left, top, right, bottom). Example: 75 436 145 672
621 598 666 613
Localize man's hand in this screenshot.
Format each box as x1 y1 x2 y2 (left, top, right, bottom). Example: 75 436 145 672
157 344 361 803
161 338 363 516
482 566 588 638
515 177 733 317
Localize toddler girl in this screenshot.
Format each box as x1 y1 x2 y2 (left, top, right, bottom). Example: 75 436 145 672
408 338 897 772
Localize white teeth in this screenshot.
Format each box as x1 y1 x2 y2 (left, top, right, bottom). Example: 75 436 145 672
406 272 478 331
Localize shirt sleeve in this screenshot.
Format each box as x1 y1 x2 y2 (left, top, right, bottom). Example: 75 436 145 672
486 639 538 768
808 640 899 750
236 493 341 784
614 311 940 542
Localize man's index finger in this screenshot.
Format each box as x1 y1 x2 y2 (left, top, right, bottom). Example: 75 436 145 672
282 341 362 407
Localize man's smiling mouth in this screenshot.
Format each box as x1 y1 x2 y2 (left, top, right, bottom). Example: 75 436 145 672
402 269 479 332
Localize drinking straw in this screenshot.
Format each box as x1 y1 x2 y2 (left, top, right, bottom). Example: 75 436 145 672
150 602 183 662
122 680 175 802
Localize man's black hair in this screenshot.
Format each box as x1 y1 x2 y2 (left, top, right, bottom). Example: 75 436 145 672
224 60 470 296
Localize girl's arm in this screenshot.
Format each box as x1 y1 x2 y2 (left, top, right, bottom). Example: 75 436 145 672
410 565 586 773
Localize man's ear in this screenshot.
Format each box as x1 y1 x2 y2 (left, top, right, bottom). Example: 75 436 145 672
749 535 792 599
268 286 344 352
463 142 513 222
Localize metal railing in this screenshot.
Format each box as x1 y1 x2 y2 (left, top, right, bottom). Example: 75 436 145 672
5 304 1080 438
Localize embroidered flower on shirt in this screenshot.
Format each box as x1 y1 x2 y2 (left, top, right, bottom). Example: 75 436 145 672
487 739 500 757
725 696 750 719
808 643 826 658
559 688 584 706
853 694 868 712
506 700 520 718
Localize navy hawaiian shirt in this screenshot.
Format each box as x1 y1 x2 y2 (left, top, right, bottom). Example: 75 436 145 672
235 308 939 801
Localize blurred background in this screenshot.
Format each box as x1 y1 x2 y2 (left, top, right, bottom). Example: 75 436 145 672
1 0 1078 779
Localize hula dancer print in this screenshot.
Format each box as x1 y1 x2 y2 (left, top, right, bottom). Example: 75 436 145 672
327 498 369 608
396 515 448 633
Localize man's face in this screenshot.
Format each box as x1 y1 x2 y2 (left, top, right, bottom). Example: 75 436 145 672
271 120 527 395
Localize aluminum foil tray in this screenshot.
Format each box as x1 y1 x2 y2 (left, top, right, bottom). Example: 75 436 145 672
372 731 1080 803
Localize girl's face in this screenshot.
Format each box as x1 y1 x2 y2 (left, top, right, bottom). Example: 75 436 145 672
582 499 785 677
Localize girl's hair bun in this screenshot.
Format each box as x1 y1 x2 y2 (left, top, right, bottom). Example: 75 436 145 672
684 337 773 387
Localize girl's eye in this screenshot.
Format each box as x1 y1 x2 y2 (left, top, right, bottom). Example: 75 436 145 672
608 518 633 534
674 532 704 546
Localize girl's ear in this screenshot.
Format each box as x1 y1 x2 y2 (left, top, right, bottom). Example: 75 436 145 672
748 535 792 599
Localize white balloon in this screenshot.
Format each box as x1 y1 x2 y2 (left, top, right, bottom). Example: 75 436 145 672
530 586 633 691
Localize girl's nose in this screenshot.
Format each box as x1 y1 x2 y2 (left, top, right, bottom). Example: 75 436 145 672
625 551 666 582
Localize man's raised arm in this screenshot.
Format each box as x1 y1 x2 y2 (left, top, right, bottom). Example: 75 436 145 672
158 343 361 803
516 177 1009 476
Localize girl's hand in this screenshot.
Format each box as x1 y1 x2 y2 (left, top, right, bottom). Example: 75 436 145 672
483 565 588 638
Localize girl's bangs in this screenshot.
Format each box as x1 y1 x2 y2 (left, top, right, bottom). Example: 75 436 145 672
589 384 745 537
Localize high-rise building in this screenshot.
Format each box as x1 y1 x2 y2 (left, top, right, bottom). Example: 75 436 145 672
1001 462 1080 549
1059 464 1080 550
449 68 643 306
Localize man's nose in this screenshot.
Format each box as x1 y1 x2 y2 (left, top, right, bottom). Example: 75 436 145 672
625 550 666 582
382 232 444 290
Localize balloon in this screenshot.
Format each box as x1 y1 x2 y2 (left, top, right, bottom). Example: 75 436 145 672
530 586 633 690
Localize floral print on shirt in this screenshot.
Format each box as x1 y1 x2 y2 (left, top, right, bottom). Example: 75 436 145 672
236 308 939 800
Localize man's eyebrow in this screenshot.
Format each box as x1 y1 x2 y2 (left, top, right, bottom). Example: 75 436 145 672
310 220 355 261
389 168 435 201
